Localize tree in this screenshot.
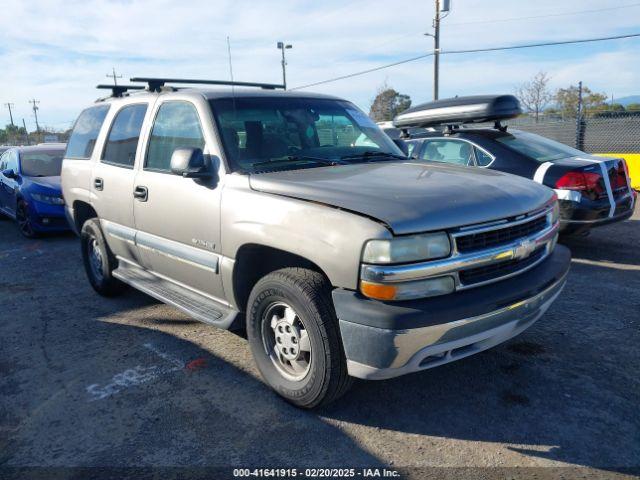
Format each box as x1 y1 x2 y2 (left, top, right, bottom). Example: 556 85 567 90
369 82 412 122
554 84 608 117
0 124 28 145
515 72 553 122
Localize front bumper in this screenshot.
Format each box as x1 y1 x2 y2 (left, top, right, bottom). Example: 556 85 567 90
334 245 570 380
28 200 69 232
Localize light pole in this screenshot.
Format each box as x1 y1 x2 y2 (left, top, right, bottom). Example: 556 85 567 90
425 0 450 100
277 41 292 90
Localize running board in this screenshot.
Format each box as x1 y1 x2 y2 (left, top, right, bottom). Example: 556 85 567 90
113 264 238 329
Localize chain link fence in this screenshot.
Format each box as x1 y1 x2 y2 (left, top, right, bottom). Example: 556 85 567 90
501 111 640 154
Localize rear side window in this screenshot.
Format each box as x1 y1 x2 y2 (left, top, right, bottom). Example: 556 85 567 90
474 147 494 166
102 104 148 168
495 131 583 162
65 105 110 159
146 101 205 172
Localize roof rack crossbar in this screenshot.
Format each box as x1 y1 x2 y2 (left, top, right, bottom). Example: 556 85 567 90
129 77 286 92
96 84 145 97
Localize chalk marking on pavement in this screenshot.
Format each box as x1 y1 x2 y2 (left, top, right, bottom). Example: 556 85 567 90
86 343 186 401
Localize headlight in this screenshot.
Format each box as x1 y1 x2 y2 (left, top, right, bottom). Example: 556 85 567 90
550 201 560 224
31 193 65 205
360 276 455 301
362 232 451 264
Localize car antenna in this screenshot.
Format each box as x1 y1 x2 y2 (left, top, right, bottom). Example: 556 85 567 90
227 36 237 117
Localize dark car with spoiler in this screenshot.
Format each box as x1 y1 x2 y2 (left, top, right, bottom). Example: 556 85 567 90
391 95 636 235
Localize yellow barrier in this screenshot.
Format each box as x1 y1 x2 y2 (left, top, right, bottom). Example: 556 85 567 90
595 153 640 190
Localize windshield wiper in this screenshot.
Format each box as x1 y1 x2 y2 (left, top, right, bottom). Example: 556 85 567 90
339 151 407 162
251 155 347 169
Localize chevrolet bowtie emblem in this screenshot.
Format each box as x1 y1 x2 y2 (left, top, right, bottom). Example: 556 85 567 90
514 239 536 259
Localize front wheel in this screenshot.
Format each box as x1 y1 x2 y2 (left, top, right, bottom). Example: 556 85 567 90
16 201 38 238
81 218 126 297
247 268 352 409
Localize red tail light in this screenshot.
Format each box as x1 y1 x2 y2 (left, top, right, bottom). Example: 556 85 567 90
614 159 630 189
555 171 604 196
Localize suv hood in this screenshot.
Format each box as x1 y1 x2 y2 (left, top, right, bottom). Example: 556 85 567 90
249 161 554 235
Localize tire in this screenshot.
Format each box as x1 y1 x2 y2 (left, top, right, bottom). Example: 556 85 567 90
247 268 352 409
16 200 38 238
81 218 126 297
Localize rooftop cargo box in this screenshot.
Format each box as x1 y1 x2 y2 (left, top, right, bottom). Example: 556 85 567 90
393 94 522 128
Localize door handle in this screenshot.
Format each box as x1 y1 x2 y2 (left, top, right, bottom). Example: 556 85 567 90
94 178 104 191
133 186 148 202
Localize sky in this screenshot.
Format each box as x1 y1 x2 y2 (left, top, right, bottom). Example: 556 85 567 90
1 0 639 131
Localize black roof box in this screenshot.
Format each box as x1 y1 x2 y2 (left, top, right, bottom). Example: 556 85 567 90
393 94 522 128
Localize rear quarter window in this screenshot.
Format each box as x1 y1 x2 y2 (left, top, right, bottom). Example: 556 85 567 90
65 105 110 159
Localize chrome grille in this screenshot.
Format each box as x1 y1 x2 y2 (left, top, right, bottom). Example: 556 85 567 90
459 246 546 286
455 215 547 253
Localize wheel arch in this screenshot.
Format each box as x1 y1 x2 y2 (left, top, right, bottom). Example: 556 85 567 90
72 200 98 234
231 243 331 314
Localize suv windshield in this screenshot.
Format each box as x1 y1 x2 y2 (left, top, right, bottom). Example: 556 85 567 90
20 150 65 177
210 97 404 172
495 130 584 162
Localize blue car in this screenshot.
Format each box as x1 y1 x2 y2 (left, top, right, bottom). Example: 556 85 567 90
0 145 68 237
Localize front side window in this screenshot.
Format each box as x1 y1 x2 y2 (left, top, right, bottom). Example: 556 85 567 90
495 130 583 162
210 97 403 173
406 141 421 158
146 101 205 172
420 139 474 166
66 105 110 159
0 151 8 170
103 104 148 167
6 151 19 172
20 149 65 177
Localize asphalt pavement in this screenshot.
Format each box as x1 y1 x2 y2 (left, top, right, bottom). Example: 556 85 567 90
0 210 638 479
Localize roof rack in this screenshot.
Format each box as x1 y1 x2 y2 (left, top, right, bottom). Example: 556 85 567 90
129 77 286 92
96 84 145 97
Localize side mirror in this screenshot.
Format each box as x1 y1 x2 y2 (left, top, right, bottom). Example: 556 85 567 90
2 168 17 179
170 148 211 178
392 138 409 156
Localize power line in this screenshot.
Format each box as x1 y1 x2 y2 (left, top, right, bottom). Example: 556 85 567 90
447 2 640 26
291 32 640 90
444 32 640 55
334 2 640 59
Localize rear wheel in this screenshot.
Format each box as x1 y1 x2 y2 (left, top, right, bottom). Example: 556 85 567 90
81 218 126 296
16 201 37 238
247 268 352 409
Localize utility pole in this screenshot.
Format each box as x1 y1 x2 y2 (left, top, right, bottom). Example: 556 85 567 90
277 41 292 89
22 118 30 145
106 67 122 86
4 103 15 126
29 99 41 133
575 81 585 151
426 0 450 100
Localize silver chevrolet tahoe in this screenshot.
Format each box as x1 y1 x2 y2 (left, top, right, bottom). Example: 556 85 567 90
61 79 570 408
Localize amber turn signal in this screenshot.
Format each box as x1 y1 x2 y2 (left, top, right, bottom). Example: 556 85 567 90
360 281 398 301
